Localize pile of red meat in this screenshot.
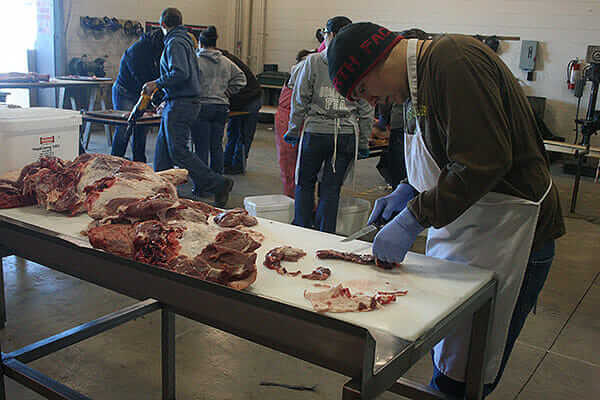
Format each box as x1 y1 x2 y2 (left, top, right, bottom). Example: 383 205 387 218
0 154 260 290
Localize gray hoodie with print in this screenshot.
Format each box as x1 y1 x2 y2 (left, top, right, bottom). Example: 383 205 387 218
287 52 373 150
196 48 247 105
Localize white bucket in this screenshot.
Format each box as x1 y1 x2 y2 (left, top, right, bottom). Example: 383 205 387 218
336 197 371 236
0 107 81 175
244 195 295 224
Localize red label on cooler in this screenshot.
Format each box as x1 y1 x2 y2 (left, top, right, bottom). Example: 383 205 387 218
40 136 55 144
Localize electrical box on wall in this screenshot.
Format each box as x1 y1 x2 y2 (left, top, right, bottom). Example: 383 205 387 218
520 40 538 71
520 40 538 81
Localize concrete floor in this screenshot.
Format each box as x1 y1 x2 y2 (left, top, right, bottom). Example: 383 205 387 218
1 124 599 399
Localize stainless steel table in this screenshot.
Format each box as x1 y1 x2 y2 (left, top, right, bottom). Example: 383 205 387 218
0 208 496 400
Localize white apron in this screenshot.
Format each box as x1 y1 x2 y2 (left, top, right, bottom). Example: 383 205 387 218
403 39 552 383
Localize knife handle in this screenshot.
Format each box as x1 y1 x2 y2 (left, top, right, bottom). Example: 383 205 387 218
374 210 400 228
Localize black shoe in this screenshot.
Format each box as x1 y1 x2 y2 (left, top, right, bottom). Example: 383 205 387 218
214 177 234 208
224 165 244 175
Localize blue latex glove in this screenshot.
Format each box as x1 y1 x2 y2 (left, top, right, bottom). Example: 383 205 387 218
358 148 370 159
368 183 417 225
373 207 424 263
283 131 299 146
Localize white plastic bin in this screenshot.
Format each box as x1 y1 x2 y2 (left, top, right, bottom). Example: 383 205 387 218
336 197 371 236
244 195 295 224
0 107 81 175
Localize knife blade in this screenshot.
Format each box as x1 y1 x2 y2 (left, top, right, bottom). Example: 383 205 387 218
341 210 400 242
341 223 379 242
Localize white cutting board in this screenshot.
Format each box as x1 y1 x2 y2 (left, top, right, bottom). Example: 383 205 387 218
0 207 493 342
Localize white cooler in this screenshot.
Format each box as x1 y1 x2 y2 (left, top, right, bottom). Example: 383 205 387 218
0 107 81 176
336 197 371 236
244 195 295 224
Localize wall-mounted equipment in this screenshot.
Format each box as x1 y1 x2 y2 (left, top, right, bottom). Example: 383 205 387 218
519 40 539 81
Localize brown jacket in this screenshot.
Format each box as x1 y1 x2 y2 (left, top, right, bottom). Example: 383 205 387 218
405 35 565 250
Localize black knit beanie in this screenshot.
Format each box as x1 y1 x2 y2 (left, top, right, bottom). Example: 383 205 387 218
327 22 402 99
200 26 218 47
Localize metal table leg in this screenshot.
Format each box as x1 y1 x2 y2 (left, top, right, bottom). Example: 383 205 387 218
342 379 361 400
162 308 175 400
0 257 5 329
58 87 66 109
99 97 112 147
464 296 495 400
0 342 5 400
83 87 99 149
0 247 10 329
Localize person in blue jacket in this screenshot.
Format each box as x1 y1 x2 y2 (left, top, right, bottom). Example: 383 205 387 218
143 8 233 208
111 28 164 162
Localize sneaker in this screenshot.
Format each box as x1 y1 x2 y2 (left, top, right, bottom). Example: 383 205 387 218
214 177 234 208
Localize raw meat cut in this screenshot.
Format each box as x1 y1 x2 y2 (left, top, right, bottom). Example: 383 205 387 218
0 154 262 291
304 284 407 313
301 267 331 281
0 180 34 209
87 220 258 290
316 249 399 269
87 224 136 258
264 246 307 271
213 230 261 253
304 285 380 313
214 208 258 228
1 154 183 218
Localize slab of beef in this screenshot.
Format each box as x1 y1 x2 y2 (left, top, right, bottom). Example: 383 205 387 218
315 249 399 270
214 208 258 228
84 157 178 219
264 246 307 271
301 267 331 281
0 180 34 209
1 154 183 217
304 285 406 313
87 219 258 290
87 224 136 258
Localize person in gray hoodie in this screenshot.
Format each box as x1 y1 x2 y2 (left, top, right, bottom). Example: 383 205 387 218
192 26 246 175
284 16 374 233
143 9 233 207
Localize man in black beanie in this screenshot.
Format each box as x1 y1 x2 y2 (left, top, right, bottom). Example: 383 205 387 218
327 22 564 398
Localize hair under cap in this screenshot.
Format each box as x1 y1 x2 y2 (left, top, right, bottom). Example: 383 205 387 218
326 16 352 34
327 22 402 100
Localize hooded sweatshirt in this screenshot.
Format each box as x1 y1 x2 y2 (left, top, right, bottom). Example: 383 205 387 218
196 48 246 105
116 33 163 95
287 52 373 150
156 26 202 100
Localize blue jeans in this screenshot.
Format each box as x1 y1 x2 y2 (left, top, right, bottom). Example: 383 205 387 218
294 132 355 234
154 98 225 194
192 103 228 174
111 83 147 162
430 240 556 398
224 96 262 170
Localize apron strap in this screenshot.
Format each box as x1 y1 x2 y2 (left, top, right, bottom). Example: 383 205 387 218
407 39 419 107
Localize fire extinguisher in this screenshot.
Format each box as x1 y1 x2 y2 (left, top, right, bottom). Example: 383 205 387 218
567 58 582 90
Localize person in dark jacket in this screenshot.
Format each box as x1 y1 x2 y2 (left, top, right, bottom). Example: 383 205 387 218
143 8 233 207
219 49 263 175
111 29 164 162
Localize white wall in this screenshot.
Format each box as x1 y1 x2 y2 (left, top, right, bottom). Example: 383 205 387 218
62 0 232 106
263 0 600 144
